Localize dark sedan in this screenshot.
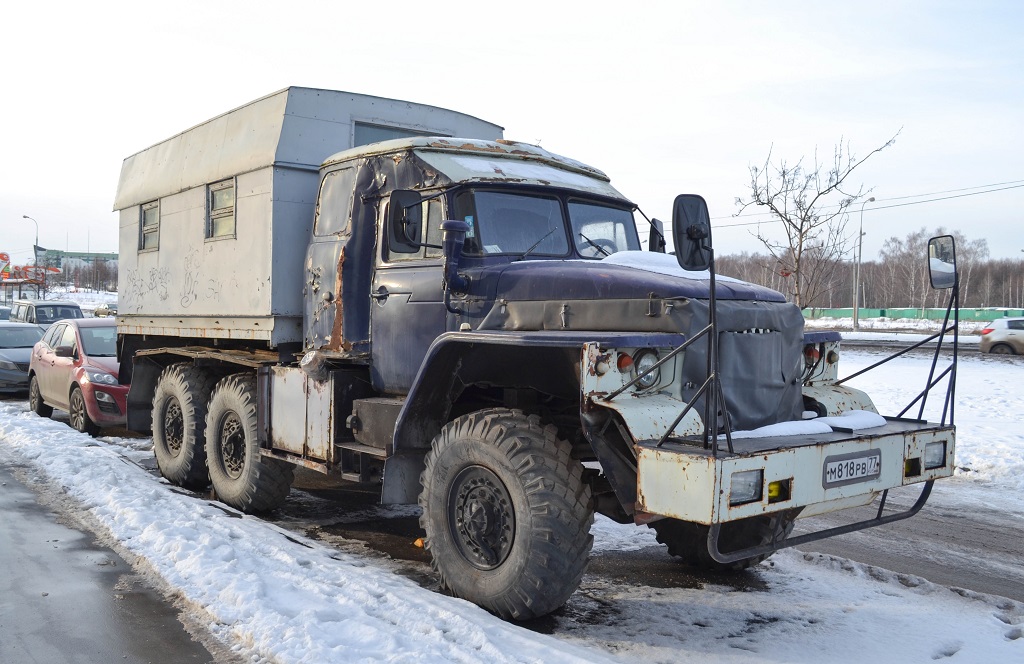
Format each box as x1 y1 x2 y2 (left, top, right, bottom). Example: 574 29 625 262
0 322 44 395
28 318 129 435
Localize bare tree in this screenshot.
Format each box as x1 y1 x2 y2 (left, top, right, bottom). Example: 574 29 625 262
735 132 899 308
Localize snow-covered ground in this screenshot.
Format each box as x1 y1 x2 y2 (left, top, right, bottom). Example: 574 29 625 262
1 347 1022 663
22 287 118 316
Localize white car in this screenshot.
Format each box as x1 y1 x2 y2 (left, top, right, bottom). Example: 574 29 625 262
979 317 1024 354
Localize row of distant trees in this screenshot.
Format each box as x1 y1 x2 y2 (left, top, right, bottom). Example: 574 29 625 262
43 257 118 293
717 228 1024 310
727 133 1018 311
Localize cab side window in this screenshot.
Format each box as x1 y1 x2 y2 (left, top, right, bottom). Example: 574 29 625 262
387 198 444 261
314 168 356 237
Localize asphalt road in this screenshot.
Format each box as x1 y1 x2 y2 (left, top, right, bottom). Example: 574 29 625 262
793 485 1024 602
0 461 232 664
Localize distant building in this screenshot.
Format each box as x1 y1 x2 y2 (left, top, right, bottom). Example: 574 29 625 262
40 249 118 272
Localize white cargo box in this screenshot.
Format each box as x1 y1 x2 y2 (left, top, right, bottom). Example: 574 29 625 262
114 87 502 345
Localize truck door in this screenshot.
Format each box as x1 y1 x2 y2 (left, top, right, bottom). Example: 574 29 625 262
370 198 448 393
304 168 356 350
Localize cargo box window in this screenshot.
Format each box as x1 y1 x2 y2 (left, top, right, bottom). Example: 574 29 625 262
139 201 159 250
353 122 442 147
207 180 235 239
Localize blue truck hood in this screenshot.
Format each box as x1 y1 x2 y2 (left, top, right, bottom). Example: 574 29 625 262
480 251 786 302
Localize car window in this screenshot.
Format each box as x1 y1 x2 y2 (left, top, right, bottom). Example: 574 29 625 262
43 324 65 348
59 325 78 351
1009 320 1024 331
57 306 84 319
0 327 44 348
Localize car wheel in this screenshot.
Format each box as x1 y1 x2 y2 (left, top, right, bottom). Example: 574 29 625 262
990 343 1015 355
205 374 293 513
419 408 594 620
29 375 53 418
69 386 99 436
152 363 215 488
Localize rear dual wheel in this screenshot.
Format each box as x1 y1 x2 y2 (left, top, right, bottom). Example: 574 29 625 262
152 363 216 488
205 374 293 513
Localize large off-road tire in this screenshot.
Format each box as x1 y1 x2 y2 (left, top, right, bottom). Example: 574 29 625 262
152 363 215 488
650 514 794 572
419 408 594 621
29 375 53 418
205 374 293 513
69 386 99 436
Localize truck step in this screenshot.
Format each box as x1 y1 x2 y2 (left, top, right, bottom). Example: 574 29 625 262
336 442 389 458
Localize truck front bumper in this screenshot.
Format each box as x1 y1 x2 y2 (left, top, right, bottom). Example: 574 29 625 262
635 419 955 525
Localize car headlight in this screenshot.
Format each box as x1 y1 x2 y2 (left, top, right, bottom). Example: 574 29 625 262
729 469 764 505
83 369 119 385
924 441 946 469
633 349 661 389
0 360 18 371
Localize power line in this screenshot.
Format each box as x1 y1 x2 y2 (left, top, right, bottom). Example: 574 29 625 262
715 182 1024 228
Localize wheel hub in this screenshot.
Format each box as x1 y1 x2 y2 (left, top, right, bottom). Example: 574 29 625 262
220 412 245 479
449 465 515 570
164 398 184 455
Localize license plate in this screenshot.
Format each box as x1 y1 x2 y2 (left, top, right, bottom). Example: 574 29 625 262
822 450 881 488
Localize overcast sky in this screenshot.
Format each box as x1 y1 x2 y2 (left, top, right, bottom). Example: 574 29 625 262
2 0 1021 266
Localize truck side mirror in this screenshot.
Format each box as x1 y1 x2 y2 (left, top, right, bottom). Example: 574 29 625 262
928 235 957 289
649 218 667 253
388 190 423 253
440 220 470 314
671 194 712 271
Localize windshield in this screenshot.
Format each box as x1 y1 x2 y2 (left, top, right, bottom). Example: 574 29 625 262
79 326 117 357
453 189 639 258
568 200 641 257
0 327 44 348
455 190 569 256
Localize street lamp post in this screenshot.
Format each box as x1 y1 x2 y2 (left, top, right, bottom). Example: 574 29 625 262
22 215 44 298
852 197 875 331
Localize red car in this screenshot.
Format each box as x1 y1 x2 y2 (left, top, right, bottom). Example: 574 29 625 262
28 318 129 435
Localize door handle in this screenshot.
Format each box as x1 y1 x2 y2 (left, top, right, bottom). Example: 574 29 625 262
370 287 390 302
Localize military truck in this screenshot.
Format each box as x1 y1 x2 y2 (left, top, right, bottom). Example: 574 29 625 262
114 87 960 620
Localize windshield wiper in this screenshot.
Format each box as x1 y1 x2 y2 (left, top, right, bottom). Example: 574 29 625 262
579 232 611 257
515 228 558 261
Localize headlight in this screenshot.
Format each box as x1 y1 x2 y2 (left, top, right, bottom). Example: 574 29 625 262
729 469 764 505
633 349 661 389
83 369 118 385
0 360 18 371
924 441 946 469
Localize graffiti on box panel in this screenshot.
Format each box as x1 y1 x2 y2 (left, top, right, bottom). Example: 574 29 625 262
180 248 201 308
